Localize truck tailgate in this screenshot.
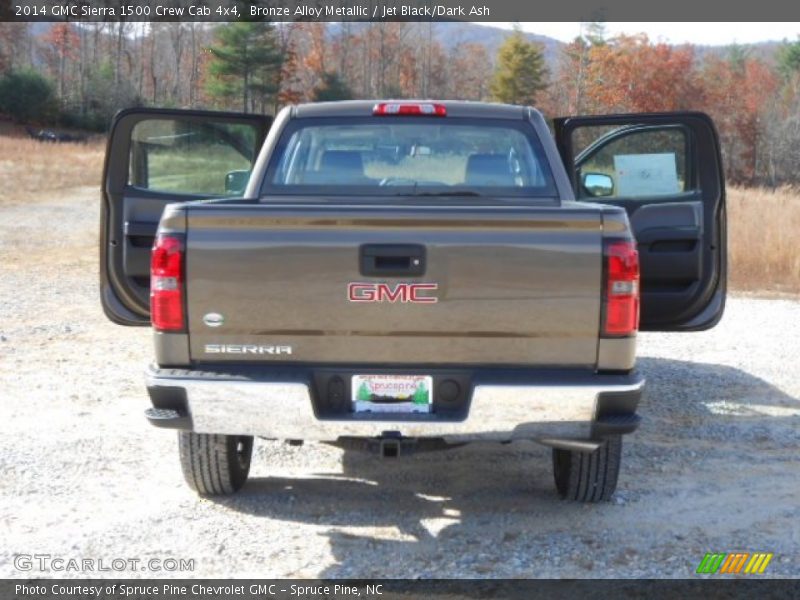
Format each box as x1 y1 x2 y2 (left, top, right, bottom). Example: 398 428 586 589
185 203 603 367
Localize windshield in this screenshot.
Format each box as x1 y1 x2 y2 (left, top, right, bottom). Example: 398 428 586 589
263 117 557 198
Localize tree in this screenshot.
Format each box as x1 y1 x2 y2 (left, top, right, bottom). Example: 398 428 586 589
277 29 303 105
0 69 56 122
0 23 32 73
490 27 548 105
41 23 80 101
583 35 699 113
311 71 353 101
701 52 778 184
357 382 371 402
77 61 140 130
449 42 492 100
582 21 607 46
412 382 429 405
777 37 800 79
206 22 282 113
547 24 607 114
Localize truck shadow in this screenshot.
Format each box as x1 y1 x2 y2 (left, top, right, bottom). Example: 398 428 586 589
212 357 798 577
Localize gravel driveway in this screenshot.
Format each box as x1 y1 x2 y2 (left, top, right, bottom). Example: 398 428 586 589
1 188 798 578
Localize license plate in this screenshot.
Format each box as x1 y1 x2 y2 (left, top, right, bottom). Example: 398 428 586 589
352 375 433 414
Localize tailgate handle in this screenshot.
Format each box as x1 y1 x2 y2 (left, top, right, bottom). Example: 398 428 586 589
360 244 426 277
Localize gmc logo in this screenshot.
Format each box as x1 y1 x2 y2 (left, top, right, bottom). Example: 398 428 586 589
348 282 438 303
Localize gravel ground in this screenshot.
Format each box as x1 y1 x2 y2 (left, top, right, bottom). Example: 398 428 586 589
0 187 798 579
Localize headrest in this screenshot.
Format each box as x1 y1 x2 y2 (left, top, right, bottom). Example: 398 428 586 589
320 150 364 173
464 153 515 186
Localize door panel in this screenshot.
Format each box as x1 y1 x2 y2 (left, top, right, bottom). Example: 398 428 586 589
101 108 272 326
554 112 726 331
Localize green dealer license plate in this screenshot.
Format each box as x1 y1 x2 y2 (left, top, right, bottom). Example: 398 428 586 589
352 375 433 414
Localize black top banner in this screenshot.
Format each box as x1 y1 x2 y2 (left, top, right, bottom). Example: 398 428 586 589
3 0 800 22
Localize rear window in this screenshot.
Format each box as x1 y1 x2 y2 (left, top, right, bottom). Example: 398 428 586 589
262 117 557 198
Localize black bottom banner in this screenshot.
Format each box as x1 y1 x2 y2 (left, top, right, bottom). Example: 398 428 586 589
2 579 799 600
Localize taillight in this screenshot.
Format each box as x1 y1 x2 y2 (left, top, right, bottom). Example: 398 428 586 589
373 102 447 116
602 240 640 337
150 234 185 332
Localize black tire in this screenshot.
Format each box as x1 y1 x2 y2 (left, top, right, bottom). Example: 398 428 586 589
552 435 622 502
178 432 253 496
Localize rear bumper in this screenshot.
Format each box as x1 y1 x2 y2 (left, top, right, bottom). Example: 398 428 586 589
145 365 644 447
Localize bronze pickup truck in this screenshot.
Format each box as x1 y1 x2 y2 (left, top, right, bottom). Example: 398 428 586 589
100 101 726 501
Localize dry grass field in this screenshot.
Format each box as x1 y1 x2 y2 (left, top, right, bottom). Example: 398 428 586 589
727 186 800 294
0 130 796 294
0 127 105 204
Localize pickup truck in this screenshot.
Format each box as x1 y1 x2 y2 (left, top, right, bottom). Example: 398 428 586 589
100 101 726 502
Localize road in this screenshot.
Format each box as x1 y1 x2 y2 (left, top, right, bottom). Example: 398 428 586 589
0 187 798 578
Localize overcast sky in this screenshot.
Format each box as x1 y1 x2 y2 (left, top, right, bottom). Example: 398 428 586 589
490 23 800 45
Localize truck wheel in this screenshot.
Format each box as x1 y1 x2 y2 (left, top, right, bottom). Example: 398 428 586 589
178 432 253 496
552 435 622 502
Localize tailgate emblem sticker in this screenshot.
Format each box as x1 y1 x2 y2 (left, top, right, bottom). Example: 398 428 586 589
348 282 438 303
203 312 225 327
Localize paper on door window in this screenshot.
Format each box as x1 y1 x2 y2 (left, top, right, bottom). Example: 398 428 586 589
614 153 680 197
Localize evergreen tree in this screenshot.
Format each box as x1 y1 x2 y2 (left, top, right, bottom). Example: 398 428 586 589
728 43 752 73
490 27 548 106
582 21 607 46
206 22 282 113
777 37 800 78
311 71 353 102
0 69 56 122
357 382 371 402
412 382 428 405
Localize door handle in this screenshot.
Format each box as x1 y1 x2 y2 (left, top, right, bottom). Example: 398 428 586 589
360 244 426 277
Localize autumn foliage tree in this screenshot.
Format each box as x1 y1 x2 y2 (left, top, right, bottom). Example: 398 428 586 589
581 35 699 113
276 26 303 106
41 23 80 102
449 42 492 100
545 31 787 184
701 53 779 184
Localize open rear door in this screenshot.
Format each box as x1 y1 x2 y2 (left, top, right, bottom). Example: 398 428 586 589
554 112 726 331
100 108 271 325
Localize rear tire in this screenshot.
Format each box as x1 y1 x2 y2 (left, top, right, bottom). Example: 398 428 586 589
552 435 622 502
178 432 253 496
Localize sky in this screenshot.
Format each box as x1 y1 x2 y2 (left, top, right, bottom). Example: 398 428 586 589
491 23 800 45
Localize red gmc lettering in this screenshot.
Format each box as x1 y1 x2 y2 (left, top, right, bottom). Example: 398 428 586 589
348 282 438 303
408 283 438 303
348 283 376 302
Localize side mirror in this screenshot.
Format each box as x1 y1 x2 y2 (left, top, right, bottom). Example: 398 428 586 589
225 170 251 195
582 172 614 197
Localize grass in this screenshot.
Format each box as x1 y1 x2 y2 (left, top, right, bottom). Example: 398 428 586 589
146 146 250 195
727 186 800 294
365 154 467 184
0 126 105 204
0 128 796 294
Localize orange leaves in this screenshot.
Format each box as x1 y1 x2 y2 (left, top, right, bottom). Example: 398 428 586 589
699 54 780 183
583 35 699 113
548 33 783 184
42 23 80 61
301 22 327 79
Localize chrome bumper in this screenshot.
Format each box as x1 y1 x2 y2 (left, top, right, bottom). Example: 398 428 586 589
145 366 644 444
